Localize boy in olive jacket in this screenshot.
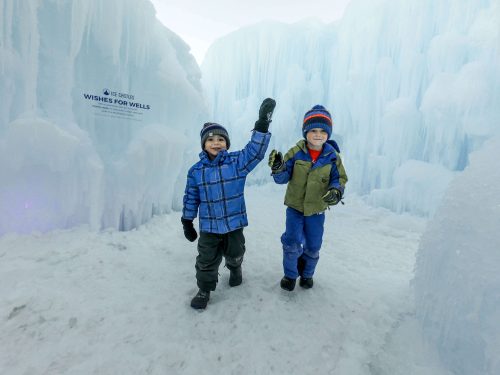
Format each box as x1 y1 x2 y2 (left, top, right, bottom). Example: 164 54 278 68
268 105 347 291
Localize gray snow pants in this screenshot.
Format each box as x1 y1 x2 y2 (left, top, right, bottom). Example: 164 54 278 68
196 228 245 292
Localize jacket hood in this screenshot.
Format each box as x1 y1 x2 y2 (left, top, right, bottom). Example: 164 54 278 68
326 139 340 153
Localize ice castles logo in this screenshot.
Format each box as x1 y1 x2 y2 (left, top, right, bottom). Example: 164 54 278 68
101 88 134 100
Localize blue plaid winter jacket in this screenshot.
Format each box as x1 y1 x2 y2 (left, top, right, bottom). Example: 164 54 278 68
182 130 271 234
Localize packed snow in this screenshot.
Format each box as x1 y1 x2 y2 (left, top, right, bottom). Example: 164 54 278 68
2 185 446 375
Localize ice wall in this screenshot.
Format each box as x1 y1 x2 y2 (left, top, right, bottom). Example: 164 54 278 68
0 0 207 234
201 0 500 216
414 135 500 375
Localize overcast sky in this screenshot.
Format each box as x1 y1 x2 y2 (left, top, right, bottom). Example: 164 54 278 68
150 0 352 64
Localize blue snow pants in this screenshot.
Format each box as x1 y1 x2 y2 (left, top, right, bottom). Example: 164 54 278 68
281 207 325 279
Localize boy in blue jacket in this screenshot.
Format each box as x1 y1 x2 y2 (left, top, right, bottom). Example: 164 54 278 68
181 98 275 309
268 105 347 291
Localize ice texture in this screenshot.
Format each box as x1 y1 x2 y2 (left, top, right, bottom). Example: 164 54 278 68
0 0 207 234
201 0 500 216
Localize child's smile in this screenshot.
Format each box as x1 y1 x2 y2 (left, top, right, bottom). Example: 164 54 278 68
306 128 328 150
204 135 227 158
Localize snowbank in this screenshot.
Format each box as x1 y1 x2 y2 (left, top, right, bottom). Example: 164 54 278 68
414 135 500 375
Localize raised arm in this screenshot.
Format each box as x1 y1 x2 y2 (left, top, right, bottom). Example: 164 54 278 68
235 98 275 175
269 148 295 184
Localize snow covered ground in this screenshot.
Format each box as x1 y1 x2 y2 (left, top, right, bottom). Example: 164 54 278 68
0 184 452 375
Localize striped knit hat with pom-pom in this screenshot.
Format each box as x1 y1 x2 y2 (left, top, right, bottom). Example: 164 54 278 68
302 105 333 139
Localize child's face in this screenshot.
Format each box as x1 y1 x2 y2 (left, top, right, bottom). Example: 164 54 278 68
306 128 328 149
204 135 227 158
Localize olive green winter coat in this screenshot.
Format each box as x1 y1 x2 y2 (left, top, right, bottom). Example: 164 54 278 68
272 140 347 216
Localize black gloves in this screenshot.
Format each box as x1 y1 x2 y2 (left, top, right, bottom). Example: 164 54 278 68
181 218 198 242
322 188 342 206
254 98 276 133
268 149 284 172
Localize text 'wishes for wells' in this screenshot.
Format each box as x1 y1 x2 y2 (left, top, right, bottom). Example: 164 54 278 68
83 89 151 110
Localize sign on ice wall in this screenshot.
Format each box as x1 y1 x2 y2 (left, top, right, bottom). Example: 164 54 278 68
82 89 151 122
0 0 206 235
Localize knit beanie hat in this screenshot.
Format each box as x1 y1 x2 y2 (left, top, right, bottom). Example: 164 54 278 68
200 122 230 150
302 105 333 139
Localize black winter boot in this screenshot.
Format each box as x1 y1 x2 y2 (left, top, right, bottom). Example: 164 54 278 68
229 267 242 287
280 276 296 291
299 277 314 289
190 289 210 309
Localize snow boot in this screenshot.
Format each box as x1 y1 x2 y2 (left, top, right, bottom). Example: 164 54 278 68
297 257 306 277
280 276 296 291
229 266 242 287
190 289 210 309
299 277 314 289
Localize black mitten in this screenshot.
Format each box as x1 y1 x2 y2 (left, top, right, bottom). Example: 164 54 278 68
268 150 284 172
322 188 342 206
181 218 198 242
254 98 276 133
